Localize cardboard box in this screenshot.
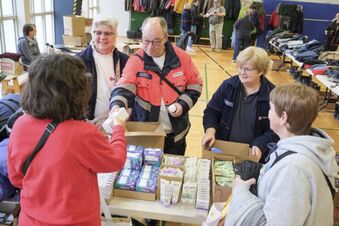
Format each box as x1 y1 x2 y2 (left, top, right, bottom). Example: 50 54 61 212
0 201 20 226
125 122 165 149
156 165 184 201
63 16 85 36
122 42 142 55
113 122 166 201
113 188 156 201
202 140 258 202
63 35 86 47
212 155 235 202
85 18 93 27
0 58 23 75
202 140 258 162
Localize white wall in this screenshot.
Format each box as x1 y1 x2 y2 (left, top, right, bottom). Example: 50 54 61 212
99 0 130 36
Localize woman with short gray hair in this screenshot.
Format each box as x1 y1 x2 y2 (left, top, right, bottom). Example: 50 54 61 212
78 14 129 125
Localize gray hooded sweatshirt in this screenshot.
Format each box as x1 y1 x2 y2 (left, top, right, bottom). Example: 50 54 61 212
225 128 337 226
17 36 41 66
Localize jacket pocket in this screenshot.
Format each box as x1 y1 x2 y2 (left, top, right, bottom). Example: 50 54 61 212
136 77 151 88
172 75 186 91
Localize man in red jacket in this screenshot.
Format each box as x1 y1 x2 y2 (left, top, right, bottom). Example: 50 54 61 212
110 17 203 156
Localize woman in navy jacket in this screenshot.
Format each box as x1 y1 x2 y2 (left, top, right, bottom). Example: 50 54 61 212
202 46 278 163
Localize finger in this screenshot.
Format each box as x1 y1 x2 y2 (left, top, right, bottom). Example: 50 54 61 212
247 178 256 185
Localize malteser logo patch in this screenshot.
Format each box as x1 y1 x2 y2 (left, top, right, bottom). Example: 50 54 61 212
136 72 152 79
173 71 183 77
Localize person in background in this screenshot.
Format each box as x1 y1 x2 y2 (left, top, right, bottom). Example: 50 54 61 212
232 9 255 62
204 0 225 53
187 0 203 53
177 2 192 52
78 14 129 125
225 83 336 226
16 23 40 69
324 12 339 51
249 4 260 46
202 46 278 163
110 17 203 156
8 54 127 226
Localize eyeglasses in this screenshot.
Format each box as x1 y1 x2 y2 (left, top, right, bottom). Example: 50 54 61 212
238 67 256 73
142 37 165 46
93 30 115 37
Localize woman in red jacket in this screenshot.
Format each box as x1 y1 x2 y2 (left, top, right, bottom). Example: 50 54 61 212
8 54 127 226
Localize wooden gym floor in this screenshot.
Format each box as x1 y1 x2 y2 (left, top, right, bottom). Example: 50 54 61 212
169 45 339 226
185 45 339 158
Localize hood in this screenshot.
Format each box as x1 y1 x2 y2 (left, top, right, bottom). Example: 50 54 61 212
277 128 337 178
18 36 26 41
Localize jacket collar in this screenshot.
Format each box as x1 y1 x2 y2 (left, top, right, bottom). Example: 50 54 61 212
143 41 181 75
230 75 271 102
80 45 120 65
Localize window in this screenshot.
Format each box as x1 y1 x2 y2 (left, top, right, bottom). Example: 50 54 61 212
30 0 54 49
0 0 18 53
88 0 98 18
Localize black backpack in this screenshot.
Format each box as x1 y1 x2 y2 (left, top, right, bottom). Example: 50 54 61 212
0 94 21 141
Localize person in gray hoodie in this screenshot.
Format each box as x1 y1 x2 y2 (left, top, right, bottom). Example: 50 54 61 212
17 24 41 68
225 83 336 226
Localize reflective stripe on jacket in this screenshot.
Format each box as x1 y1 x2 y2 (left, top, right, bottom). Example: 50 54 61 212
110 42 203 143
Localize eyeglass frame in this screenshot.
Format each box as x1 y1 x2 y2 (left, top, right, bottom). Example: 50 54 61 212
238 66 257 73
142 36 166 46
93 30 115 37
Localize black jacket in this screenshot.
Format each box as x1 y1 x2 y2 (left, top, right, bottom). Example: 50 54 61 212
203 76 279 162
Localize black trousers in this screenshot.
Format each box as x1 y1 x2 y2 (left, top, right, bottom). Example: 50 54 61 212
164 134 186 156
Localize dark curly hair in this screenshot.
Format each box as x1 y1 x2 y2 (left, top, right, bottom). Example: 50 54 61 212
21 54 91 122
23 24 35 36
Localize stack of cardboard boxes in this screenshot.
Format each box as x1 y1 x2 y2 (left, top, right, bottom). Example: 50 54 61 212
0 58 25 95
63 16 92 47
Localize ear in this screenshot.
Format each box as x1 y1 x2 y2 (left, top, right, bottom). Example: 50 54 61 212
280 111 288 126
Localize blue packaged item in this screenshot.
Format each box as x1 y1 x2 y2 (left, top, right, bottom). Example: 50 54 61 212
115 169 139 190
135 177 158 193
143 147 163 167
211 147 223 153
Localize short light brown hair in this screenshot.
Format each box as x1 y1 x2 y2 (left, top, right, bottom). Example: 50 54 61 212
236 46 269 75
270 83 320 135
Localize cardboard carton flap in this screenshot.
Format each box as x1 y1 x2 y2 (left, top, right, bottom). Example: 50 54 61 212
125 122 165 149
126 131 165 137
202 140 258 162
125 122 166 135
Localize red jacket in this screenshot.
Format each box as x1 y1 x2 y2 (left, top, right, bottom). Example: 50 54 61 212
8 114 126 225
110 42 202 144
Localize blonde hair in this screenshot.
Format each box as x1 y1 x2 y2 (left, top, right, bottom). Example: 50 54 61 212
270 83 320 135
236 46 270 75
